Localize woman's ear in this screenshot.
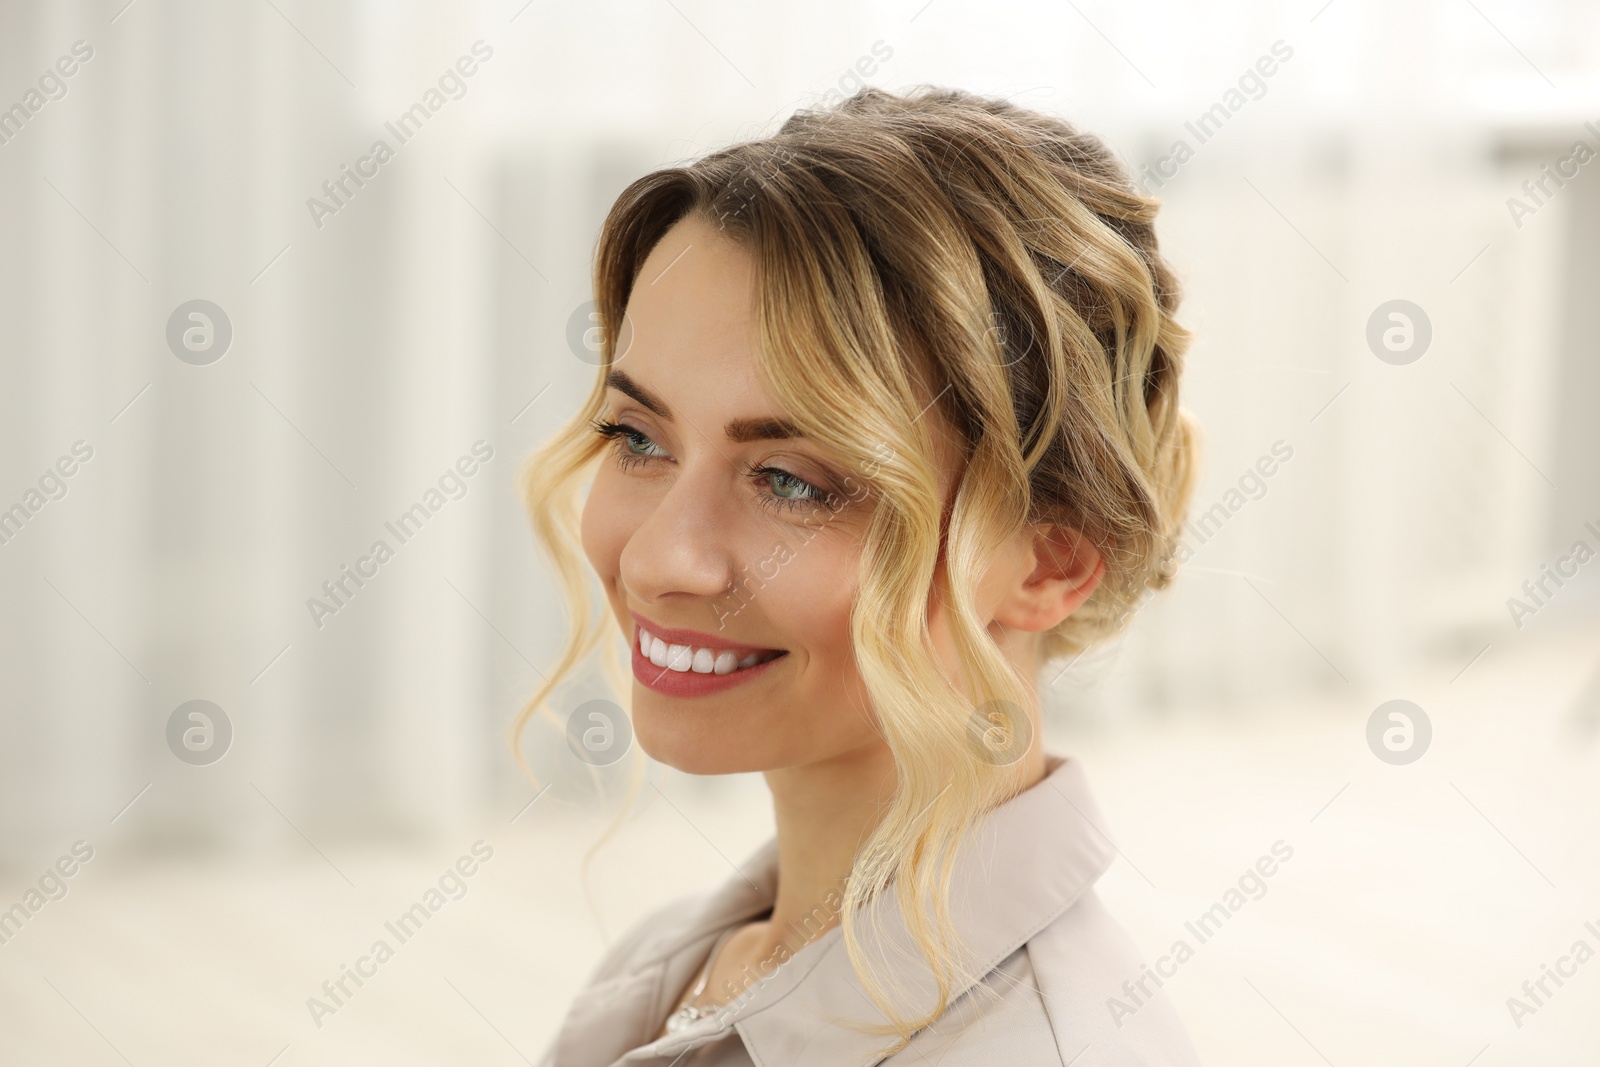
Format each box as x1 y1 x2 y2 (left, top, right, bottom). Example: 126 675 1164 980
991 523 1105 633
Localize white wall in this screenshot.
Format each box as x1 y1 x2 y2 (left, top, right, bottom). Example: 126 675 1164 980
0 0 1596 863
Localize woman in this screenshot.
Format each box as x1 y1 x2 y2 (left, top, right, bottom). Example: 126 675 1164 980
521 85 1204 1066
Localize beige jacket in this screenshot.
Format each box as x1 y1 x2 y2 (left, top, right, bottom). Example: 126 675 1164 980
537 753 1204 1066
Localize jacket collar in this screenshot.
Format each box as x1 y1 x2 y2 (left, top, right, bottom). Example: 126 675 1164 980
556 753 1117 1067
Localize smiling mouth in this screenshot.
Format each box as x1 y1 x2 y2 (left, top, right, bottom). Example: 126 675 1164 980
635 626 786 675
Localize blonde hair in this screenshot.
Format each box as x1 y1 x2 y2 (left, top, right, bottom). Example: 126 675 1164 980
515 85 1199 1055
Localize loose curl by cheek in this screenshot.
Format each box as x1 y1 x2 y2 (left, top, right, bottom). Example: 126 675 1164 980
513 84 1199 1058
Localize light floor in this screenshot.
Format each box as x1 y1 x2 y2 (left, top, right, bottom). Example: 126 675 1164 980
3 621 1597 1066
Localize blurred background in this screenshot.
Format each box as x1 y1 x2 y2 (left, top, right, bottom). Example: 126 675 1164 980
1 0 1598 1063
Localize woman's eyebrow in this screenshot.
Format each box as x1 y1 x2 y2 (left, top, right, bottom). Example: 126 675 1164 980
606 369 669 418
606 369 804 442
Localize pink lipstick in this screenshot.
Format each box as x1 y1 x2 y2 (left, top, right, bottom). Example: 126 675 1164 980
629 610 788 698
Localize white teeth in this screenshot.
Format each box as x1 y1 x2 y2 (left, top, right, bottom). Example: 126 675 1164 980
637 627 778 676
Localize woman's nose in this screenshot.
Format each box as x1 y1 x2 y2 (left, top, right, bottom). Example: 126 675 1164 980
618 459 739 606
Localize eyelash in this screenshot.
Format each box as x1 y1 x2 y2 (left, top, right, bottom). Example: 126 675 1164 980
589 418 839 514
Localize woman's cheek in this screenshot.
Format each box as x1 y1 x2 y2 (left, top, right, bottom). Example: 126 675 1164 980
777 538 858 660
579 472 627 578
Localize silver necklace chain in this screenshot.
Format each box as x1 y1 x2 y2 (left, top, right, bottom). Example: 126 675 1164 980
663 928 736 1035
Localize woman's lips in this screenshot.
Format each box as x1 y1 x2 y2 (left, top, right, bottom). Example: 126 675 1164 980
627 610 780 657
630 626 788 697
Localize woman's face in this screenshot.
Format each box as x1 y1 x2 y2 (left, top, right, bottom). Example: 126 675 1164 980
580 212 898 774
579 212 1041 776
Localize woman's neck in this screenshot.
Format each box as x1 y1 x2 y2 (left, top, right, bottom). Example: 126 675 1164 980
759 741 898 952
676 734 1049 1022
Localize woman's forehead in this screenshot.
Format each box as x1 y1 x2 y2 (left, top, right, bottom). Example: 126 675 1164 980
631 214 757 324
618 212 967 496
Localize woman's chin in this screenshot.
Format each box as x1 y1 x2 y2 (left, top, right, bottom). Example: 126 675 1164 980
638 743 757 776
631 707 756 775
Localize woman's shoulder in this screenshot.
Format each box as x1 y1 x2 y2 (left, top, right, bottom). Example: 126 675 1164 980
896 886 1203 1066
895 757 1205 1064
536 888 725 1067
1023 886 1204 1065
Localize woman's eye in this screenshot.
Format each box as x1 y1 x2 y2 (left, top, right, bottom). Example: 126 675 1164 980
590 418 665 466
590 417 840 515
747 464 838 514
769 470 808 499
618 427 662 459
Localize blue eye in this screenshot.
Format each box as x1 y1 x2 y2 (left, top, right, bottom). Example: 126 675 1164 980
588 418 660 462
589 418 842 515
742 463 833 512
